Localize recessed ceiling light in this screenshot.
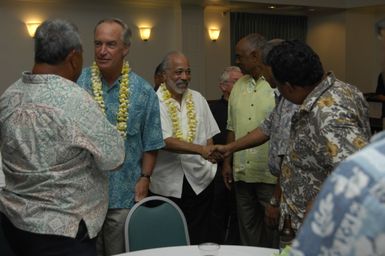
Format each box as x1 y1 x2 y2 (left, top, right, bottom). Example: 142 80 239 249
268 5 276 9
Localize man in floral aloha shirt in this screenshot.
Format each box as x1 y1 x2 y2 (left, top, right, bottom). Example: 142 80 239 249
266 40 371 231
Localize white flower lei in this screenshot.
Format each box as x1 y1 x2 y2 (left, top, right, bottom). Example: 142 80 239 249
91 61 131 138
159 83 197 142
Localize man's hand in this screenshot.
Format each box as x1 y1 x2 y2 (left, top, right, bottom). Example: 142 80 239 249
201 145 223 163
222 162 233 190
135 177 150 202
200 144 214 159
214 144 232 158
265 204 280 228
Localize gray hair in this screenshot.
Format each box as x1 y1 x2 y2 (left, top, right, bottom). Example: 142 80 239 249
34 19 82 65
219 66 241 83
160 51 186 71
154 62 163 76
243 33 267 51
261 38 285 64
95 18 132 46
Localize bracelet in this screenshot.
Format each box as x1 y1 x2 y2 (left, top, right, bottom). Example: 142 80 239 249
140 173 151 179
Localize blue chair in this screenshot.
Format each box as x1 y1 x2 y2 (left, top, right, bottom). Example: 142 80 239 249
124 196 190 252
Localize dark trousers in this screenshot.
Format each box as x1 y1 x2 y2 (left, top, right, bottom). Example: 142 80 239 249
151 176 214 245
208 167 240 244
1 213 97 256
234 181 279 248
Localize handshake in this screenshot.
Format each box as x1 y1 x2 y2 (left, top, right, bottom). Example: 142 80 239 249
200 144 233 163
200 143 235 189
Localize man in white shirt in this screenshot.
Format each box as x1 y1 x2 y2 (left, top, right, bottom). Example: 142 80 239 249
150 51 220 244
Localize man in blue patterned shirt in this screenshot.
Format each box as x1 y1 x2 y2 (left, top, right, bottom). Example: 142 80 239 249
77 18 164 256
290 131 385 256
0 19 125 256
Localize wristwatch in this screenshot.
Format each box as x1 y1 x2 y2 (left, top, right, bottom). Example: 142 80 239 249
140 172 151 179
269 197 279 207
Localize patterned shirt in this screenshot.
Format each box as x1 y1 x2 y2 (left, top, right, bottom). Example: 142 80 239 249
259 91 299 177
281 72 371 229
227 75 276 184
0 72 125 238
77 67 164 209
0 153 4 188
290 131 385 256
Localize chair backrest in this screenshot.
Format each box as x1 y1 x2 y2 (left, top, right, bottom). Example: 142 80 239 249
124 196 190 252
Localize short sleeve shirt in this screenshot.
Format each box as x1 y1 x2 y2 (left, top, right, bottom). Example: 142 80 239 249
290 131 385 256
227 75 276 184
281 73 371 229
77 67 165 209
0 72 125 238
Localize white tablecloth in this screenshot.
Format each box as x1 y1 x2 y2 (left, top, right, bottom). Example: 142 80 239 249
115 245 278 256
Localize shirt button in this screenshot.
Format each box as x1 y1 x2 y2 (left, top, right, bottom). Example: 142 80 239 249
248 117 251 120
251 104 254 107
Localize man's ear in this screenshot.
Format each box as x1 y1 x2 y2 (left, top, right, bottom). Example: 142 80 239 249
161 71 168 81
123 43 130 57
65 49 83 81
284 81 295 92
219 83 226 92
250 50 258 59
67 50 82 71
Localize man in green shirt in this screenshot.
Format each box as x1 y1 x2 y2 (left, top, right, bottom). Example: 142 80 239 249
223 33 277 247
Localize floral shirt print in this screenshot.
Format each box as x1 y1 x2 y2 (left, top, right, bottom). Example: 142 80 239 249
280 72 371 230
259 91 299 177
0 153 4 188
0 72 125 238
290 131 385 256
77 68 164 209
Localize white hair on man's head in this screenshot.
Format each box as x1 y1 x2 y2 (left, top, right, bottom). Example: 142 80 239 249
220 66 241 83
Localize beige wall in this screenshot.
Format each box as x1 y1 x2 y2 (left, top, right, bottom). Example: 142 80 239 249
307 6 385 93
345 8 378 92
0 1 182 94
204 6 231 100
0 0 384 98
307 12 347 81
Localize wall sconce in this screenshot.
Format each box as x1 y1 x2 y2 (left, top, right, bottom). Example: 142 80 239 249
208 28 220 42
139 27 151 41
26 22 41 37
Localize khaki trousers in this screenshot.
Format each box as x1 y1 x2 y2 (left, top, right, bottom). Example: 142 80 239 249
96 208 130 256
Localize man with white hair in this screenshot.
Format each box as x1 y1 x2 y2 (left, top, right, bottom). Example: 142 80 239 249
150 51 220 244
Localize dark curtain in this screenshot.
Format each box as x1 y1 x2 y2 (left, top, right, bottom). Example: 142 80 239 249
230 12 307 64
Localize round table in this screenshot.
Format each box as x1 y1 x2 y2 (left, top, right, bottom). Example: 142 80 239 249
115 245 279 256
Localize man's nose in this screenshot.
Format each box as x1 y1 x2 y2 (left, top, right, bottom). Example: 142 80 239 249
181 72 189 80
99 44 107 55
